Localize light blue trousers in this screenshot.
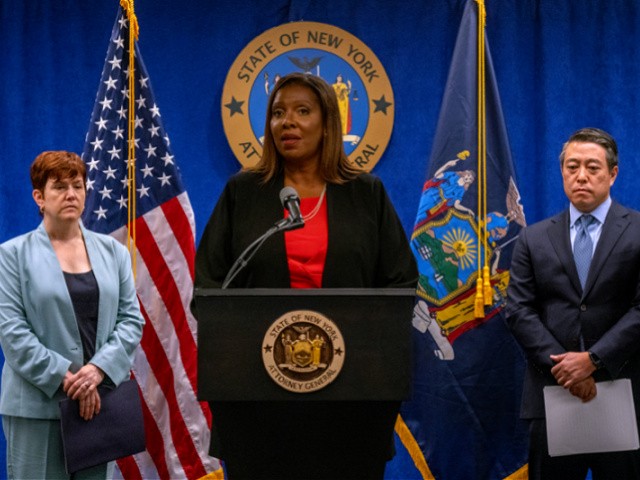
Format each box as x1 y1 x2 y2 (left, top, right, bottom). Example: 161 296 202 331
2 415 114 480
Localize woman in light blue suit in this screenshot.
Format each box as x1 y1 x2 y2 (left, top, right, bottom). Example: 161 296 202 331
0 151 144 479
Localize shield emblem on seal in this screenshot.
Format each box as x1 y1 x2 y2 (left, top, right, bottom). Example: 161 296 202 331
292 338 313 367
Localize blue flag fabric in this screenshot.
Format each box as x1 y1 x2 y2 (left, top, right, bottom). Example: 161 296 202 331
387 1 529 479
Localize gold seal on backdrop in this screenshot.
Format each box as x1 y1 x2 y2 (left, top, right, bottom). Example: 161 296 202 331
262 310 345 393
221 21 394 171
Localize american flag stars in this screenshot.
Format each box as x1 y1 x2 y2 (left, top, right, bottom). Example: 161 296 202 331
81 15 184 235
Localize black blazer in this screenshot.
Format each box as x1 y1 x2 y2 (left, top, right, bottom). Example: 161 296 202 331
195 170 417 289
506 201 640 418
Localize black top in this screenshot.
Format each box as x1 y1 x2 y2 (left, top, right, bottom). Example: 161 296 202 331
63 270 99 364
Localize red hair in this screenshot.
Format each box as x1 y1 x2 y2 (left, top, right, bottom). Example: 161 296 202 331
30 151 86 191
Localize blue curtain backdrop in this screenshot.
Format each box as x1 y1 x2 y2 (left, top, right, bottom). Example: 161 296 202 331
1 0 639 478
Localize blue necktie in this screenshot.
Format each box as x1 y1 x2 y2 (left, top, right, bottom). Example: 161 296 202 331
574 214 595 289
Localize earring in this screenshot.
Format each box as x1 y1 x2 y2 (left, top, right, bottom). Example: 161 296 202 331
39 205 45 215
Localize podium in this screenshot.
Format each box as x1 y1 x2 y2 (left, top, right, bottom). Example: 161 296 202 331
194 288 415 402
194 288 415 478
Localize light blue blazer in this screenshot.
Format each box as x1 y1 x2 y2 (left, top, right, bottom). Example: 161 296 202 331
0 223 144 419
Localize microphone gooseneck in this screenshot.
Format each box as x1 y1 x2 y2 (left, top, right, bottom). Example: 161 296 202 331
221 187 305 289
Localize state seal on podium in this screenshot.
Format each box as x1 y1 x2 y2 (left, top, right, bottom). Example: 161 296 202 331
262 310 345 393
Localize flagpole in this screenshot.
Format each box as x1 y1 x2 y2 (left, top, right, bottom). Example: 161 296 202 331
121 0 139 276
474 0 489 317
478 1 493 307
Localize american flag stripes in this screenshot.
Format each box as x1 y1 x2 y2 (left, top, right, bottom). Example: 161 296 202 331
81 7 218 479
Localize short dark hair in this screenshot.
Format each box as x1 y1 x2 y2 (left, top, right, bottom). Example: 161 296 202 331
251 72 360 183
559 127 618 171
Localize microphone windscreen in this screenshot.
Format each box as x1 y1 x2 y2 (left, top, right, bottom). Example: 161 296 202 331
279 186 299 206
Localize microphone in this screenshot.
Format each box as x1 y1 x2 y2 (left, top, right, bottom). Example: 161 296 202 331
279 186 304 227
221 186 305 288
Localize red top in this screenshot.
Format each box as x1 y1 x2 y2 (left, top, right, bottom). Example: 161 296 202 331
284 195 328 288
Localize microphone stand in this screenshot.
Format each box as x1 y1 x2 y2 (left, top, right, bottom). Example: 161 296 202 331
221 217 304 289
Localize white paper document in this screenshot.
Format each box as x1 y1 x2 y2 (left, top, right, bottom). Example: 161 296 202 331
543 378 639 457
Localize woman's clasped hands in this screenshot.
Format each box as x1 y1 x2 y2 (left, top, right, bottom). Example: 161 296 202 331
62 364 105 421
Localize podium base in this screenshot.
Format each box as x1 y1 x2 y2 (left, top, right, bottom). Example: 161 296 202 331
211 400 399 480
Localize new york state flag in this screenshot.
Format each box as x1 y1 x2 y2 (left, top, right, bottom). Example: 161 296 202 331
387 2 529 479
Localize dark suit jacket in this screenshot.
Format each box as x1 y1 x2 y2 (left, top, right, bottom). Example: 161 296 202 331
506 201 640 418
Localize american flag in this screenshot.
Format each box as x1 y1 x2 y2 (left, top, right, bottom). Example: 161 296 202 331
81 7 219 479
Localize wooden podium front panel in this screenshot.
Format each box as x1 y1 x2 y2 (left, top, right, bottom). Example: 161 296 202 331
195 288 414 401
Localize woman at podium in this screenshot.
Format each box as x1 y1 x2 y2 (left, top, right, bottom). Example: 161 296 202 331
195 72 417 479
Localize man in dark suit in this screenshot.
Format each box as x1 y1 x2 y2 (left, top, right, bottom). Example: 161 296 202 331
506 127 640 479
